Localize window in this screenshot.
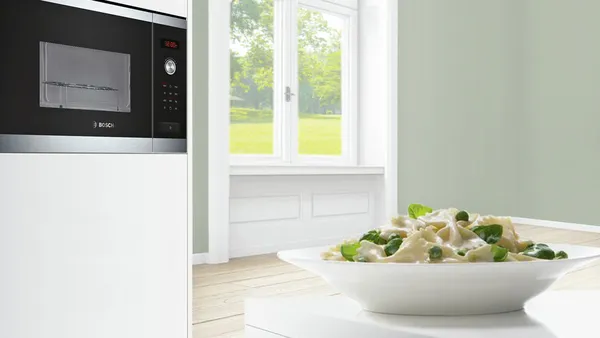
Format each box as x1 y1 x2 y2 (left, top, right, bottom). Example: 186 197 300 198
230 0 357 165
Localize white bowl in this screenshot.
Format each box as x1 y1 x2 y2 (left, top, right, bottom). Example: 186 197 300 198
277 243 600 316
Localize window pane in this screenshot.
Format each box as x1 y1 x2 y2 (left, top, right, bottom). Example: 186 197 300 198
230 0 275 155
298 8 343 156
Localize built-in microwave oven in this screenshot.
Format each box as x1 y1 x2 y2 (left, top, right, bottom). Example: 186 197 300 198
0 0 186 153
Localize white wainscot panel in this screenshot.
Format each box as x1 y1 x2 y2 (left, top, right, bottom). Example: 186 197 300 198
312 192 370 217
230 213 373 258
229 175 385 258
230 196 301 224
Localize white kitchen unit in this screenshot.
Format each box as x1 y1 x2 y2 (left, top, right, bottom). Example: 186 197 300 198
0 1 189 337
107 0 187 17
0 154 188 338
245 291 600 337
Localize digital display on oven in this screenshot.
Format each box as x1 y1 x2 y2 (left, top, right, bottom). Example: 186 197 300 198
161 39 180 50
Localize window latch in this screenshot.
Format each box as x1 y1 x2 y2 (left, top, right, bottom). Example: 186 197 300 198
285 86 295 102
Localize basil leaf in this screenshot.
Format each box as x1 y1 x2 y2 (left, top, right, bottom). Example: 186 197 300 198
522 244 555 260
360 230 387 245
384 238 403 256
555 251 568 260
470 224 503 244
387 233 401 241
491 245 508 262
408 204 433 219
340 243 361 261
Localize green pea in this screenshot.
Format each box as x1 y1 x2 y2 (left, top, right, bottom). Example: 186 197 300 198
384 238 403 256
429 246 443 260
456 249 467 257
456 210 469 222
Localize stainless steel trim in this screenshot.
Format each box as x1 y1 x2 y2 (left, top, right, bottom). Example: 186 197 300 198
153 13 187 29
151 16 155 152
152 138 186 153
42 0 153 23
0 135 152 153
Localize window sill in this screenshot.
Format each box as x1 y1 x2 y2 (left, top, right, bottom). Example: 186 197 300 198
230 165 385 176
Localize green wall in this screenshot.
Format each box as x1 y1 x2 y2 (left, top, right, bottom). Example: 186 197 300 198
397 0 600 225
192 0 209 254
396 1 523 217
519 0 600 224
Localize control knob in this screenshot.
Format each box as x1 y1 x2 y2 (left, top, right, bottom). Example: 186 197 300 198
164 58 177 75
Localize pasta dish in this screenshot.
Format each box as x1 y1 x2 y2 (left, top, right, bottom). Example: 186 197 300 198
322 204 568 263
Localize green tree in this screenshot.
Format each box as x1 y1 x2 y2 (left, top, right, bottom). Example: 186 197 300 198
230 0 341 113
230 0 274 109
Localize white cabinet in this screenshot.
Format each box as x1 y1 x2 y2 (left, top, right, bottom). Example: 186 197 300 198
0 154 189 338
108 0 187 18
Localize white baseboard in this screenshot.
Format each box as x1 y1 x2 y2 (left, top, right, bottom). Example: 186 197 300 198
513 217 600 234
192 253 209 265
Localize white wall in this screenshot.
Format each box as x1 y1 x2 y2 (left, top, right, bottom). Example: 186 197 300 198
229 174 385 257
0 154 188 338
358 0 388 166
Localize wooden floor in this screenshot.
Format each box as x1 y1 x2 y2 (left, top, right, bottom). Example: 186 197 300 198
192 224 600 338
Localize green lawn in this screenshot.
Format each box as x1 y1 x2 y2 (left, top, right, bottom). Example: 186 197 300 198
230 113 341 155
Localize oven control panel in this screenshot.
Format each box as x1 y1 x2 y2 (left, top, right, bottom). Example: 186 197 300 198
154 24 186 140
160 82 181 112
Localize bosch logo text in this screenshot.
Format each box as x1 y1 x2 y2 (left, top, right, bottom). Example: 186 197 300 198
93 121 115 129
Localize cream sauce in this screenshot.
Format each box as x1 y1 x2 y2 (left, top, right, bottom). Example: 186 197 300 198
323 208 544 264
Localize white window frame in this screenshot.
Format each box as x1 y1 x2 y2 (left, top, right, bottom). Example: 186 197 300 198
230 0 358 167
205 0 397 263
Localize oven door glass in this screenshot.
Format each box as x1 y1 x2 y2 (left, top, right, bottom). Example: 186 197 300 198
39 42 132 113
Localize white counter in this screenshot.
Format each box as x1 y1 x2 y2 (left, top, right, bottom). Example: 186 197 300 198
246 291 599 338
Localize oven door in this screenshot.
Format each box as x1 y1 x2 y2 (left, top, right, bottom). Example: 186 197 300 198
0 0 153 153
